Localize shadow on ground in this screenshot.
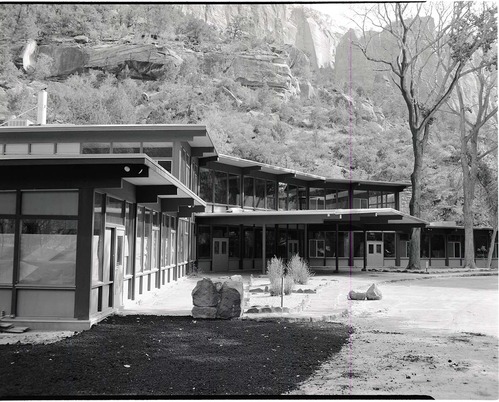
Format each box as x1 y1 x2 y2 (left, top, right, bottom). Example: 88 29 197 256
0 315 350 397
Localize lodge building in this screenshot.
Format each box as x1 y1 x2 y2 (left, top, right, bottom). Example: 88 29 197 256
0 123 497 330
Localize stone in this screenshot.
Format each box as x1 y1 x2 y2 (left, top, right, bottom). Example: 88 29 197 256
73 35 90 44
245 308 259 314
229 275 243 282
366 284 383 300
214 281 223 292
304 289 316 294
192 278 220 307
348 290 366 300
216 281 243 319
249 288 264 293
192 306 217 319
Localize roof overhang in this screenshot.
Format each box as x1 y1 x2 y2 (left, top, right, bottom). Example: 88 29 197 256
200 154 410 190
0 124 218 158
0 154 206 211
195 208 427 227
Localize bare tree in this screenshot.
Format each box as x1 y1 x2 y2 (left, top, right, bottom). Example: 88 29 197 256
447 52 497 267
354 2 497 269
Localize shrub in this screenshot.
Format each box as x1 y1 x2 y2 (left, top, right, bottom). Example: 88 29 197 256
267 257 294 296
287 254 313 285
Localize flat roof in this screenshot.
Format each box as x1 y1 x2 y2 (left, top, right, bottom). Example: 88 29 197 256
0 124 217 156
196 208 427 226
207 154 411 189
0 153 206 207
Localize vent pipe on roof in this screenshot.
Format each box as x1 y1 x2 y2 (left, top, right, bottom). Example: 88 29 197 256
37 90 47 125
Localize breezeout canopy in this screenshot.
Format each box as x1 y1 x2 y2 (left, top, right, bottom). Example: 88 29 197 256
195 208 428 230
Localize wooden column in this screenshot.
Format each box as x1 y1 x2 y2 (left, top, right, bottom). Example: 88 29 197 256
74 188 95 320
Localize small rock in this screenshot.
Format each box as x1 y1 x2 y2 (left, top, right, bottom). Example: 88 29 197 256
245 308 259 314
366 284 383 300
192 278 220 307
74 35 89 44
229 275 243 282
348 290 366 300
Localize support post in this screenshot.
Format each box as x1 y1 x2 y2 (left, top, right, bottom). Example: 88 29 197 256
363 229 367 270
335 223 339 272
262 224 266 274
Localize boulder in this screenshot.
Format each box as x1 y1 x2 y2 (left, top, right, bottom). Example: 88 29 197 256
366 284 383 300
216 281 243 319
192 278 220 307
348 290 366 300
229 275 243 282
192 306 217 319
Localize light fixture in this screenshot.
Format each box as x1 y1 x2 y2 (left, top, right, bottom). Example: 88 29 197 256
124 166 130 172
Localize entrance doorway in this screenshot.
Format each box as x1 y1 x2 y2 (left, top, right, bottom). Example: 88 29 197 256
367 241 384 267
288 240 299 259
113 228 125 308
213 238 229 272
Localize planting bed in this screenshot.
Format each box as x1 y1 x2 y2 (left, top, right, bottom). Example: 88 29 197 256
0 315 350 397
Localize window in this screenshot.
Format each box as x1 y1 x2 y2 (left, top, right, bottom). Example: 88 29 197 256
431 234 445 258
82 143 110 154
228 226 240 258
22 191 78 216
337 232 350 257
288 185 297 210
30 143 54 155
198 226 211 259
255 227 263 258
151 212 160 270
266 227 275 258
0 192 16 215
244 177 254 208
325 231 336 257
337 190 349 208
112 142 141 154
266 181 276 210
353 190 369 209
309 188 325 210
142 143 173 157
19 219 77 285
255 179 265 209
92 193 104 282
384 233 395 257
309 239 325 258
144 210 152 270
278 183 287 210
125 203 134 275
325 188 337 209
199 167 213 202
298 187 307 210
243 227 254 258
0 219 15 284
106 197 124 225
475 233 490 258
421 232 430 258
214 171 228 205
56 143 80 154
4 144 29 155
369 191 383 208
228 174 241 206
161 214 171 266
384 192 396 208
353 232 364 257
136 207 144 273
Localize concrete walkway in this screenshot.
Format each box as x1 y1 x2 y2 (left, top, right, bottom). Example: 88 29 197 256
119 268 498 331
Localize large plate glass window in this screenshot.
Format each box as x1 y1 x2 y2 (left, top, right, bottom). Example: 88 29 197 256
0 219 15 284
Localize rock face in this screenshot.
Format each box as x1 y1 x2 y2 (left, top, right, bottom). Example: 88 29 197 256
179 4 342 70
37 43 183 79
228 52 300 96
348 290 366 300
191 277 244 319
366 284 383 300
192 278 220 307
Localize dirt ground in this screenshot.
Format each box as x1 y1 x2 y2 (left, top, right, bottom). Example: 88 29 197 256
0 316 350 397
290 276 499 399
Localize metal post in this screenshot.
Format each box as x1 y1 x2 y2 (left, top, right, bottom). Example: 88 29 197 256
262 223 266 274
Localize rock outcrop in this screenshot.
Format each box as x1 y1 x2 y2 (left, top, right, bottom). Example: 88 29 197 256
179 4 342 70
34 42 183 79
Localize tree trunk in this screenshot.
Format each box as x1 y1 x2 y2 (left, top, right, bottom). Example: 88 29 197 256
407 130 424 270
486 226 498 269
461 163 477 268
